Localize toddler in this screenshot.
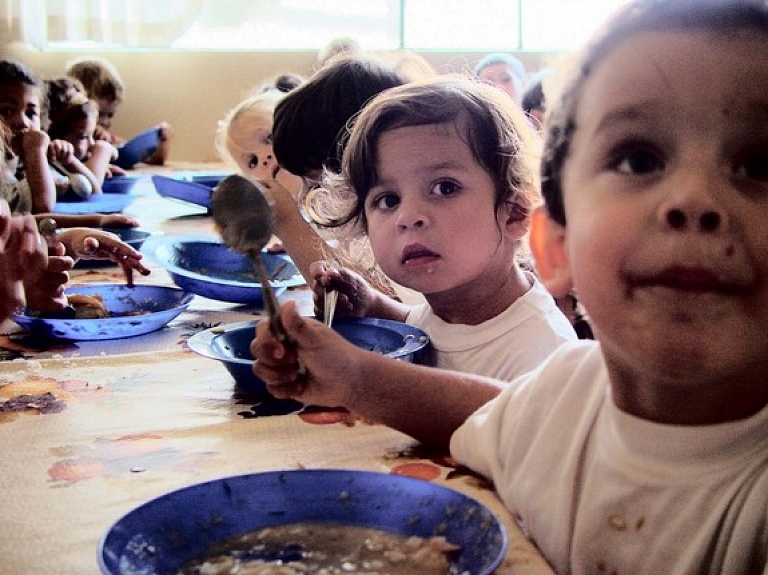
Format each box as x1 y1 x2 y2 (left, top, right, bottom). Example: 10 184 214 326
251 1 768 573
66 56 172 166
311 77 575 379
472 52 527 105
46 78 117 194
0 59 56 213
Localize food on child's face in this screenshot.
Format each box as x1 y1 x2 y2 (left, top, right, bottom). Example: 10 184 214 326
67 293 109 319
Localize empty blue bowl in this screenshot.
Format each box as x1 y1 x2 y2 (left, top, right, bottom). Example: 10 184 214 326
142 235 305 304
187 318 430 395
54 193 136 214
98 469 507 575
101 175 140 194
151 174 226 210
114 127 161 169
12 284 194 340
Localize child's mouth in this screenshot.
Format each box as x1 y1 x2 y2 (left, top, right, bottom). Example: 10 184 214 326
401 245 440 266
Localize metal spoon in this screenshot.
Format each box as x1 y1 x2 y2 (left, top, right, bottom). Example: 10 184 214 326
210 174 288 344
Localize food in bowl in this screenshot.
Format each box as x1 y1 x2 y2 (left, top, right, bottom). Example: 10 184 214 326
177 522 459 575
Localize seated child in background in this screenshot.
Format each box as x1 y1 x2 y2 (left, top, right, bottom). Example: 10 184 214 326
310 77 575 379
264 55 410 295
520 67 551 130
215 75 304 252
65 56 172 167
472 52 527 105
0 59 57 213
251 0 768 573
45 77 117 195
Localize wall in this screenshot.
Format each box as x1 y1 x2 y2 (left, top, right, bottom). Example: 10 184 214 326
1 44 552 162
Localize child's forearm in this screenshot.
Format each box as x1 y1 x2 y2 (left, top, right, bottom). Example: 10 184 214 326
84 141 117 188
367 290 411 322
25 150 56 213
60 156 102 194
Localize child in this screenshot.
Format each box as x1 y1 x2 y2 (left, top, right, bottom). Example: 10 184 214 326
251 1 768 573
65 56 172 166
46 79 117 194
262 55 409 291
472 52 527 105
0 59 56 213
310 77 575 379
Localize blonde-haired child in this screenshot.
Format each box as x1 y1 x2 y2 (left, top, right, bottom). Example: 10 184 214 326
251 1 768 572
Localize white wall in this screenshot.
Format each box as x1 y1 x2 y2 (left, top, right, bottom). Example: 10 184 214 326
1 44 551 162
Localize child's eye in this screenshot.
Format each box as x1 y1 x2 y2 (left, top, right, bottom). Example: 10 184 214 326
371 191 400 211
248 154 259 169
429 180 461 197
609 144 664 175
733 150 768 181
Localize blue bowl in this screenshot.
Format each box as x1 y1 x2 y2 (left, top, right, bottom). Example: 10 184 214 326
114 127 161 169
12 284 194 340
101 175 140 194
98 469 507 575
187 318 430 395
54 193 136 214
151 174 226 210
142 235 305 304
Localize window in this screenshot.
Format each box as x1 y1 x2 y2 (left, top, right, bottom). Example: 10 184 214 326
1 0 631 52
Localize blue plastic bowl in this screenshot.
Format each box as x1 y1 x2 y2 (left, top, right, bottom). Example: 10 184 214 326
12 284 194 340
142 235 305 304
187 318 430 395
101 175 140 194
53 193 136 214
98 469 507 575
114 127 161 169
151 174 226 210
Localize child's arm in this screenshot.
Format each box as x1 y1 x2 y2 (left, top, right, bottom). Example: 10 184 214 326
21 129 56 213
310 261 411 322
143 122 172 166
84 140 118 187
251 300 504 449
57 227 150 286
48 139 102 194
34 213 140 229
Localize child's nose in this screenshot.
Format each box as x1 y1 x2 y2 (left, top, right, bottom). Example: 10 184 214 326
658 175 729 234
396 198 427 230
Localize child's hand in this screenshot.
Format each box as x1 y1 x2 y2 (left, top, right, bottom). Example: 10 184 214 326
94 214 139 228
47 139 78 167
250 300 358 406
57 228 151 286
106 164 127 177
157 122 173 142
310 260 376 319
20 128 50 158
0 202 40 319
22 252 73 314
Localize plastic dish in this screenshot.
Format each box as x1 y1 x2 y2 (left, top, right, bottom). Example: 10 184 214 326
142 234 305 303
101 175 141 194
12 284 194 340
187 317 430 395
113 127 161 169
151 174 226 210
53 193 136 215
98 469 507 575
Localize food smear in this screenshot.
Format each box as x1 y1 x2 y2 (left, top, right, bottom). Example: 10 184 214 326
177 521 461 575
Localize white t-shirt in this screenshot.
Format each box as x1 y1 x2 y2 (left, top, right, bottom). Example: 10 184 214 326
451 341 768 575
406 274 576 381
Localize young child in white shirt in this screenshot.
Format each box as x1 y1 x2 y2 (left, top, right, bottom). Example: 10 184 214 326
309 77 575 379
250 0 768 573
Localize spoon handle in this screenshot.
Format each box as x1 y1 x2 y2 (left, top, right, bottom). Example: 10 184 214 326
250 251 287 342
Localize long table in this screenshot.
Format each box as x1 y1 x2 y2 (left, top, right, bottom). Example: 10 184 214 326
0 165 555 575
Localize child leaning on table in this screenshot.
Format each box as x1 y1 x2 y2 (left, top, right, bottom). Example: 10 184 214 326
45 78 117 194
65 56 172 167
309 77 575 380
250 0 768 573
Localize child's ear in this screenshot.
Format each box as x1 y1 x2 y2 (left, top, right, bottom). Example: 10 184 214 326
529 206 573 298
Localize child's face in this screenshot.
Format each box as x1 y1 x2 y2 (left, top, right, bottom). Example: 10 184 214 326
0 83 41 155
228 112 278 181
477 63 523 104
554 29 768 418
96 98 118 130
61 115 97 161
364 122 525 298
